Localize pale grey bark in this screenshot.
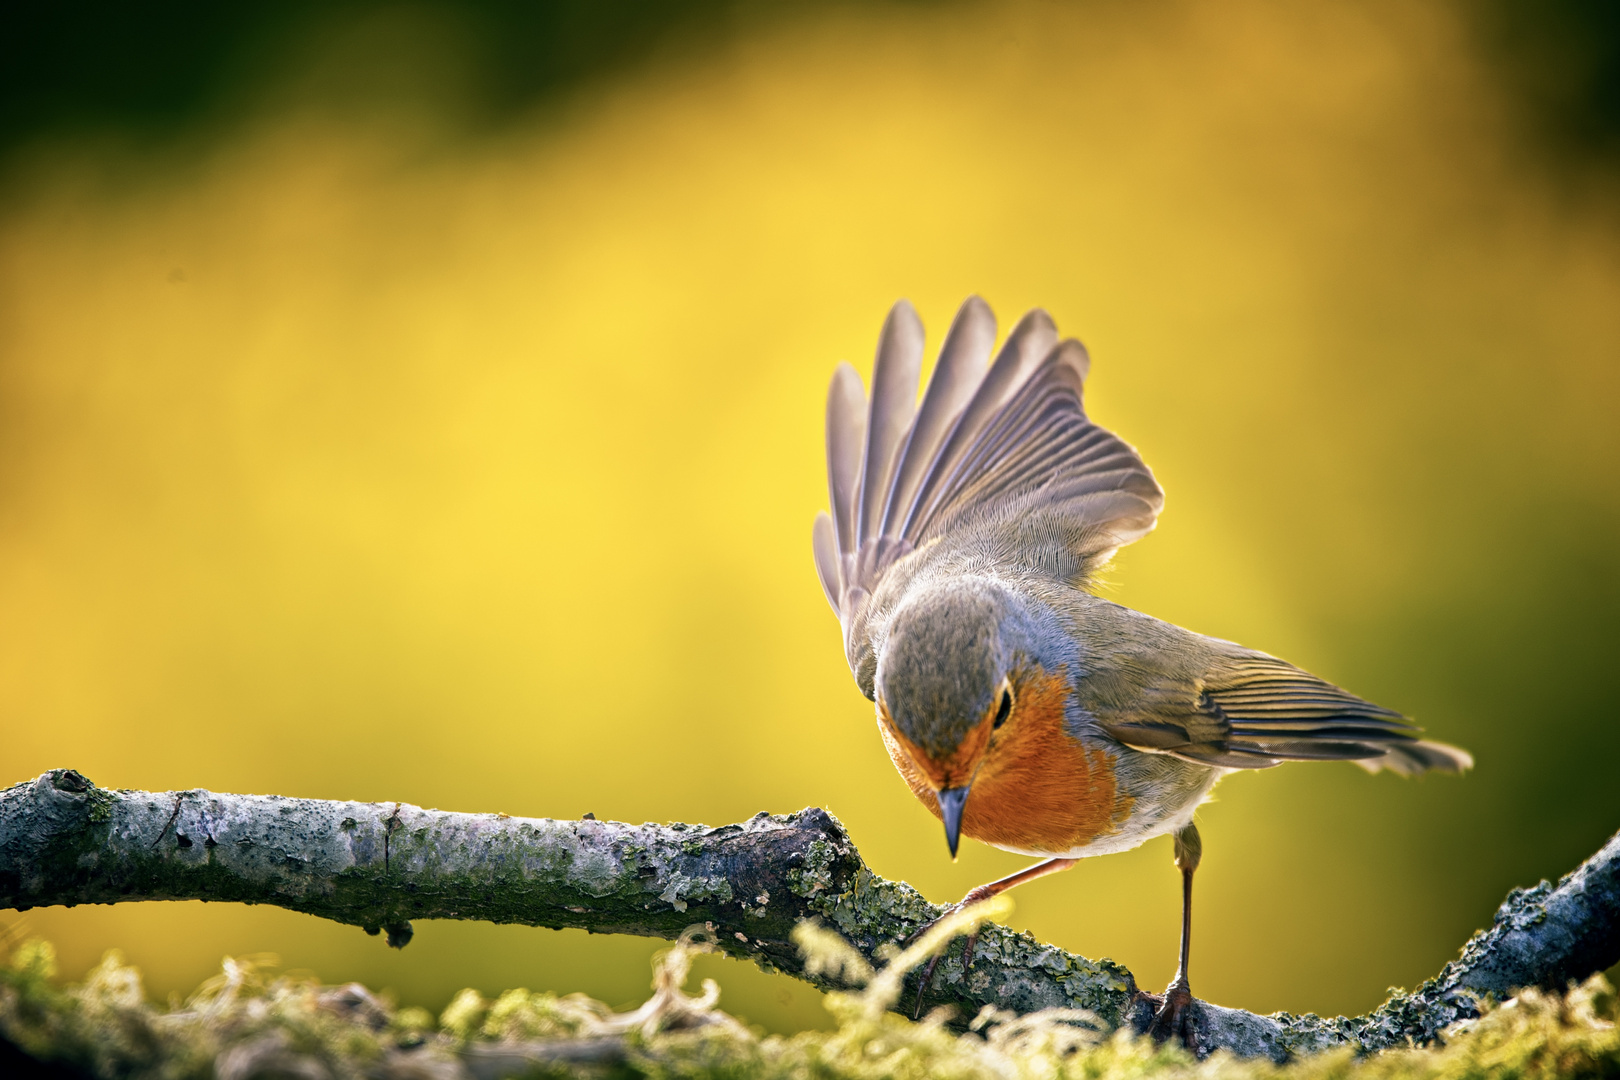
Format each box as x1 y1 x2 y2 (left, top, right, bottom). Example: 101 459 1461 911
2 769 1616 1061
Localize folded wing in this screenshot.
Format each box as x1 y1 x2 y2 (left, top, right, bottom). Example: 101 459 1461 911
1098 654 1473 775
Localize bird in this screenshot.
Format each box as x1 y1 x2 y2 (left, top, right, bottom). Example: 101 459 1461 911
810 296 1471 1039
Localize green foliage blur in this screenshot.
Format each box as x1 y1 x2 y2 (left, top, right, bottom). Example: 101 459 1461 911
2 0 1618 1039
4 930 1618 1080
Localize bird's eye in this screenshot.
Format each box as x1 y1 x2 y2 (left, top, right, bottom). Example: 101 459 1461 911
993 686 1013 729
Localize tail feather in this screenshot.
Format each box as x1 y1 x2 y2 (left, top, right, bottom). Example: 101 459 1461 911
856 302 924 546
812 512 841 616
825 364 867 557
815 297 1165 691
898 307 1058 538
880 297 995 538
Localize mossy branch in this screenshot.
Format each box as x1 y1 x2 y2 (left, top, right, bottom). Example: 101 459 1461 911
2 769 1616 1061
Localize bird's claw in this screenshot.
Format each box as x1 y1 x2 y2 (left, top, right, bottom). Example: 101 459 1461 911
903 890 992 1020
1143 980 1196 1048
909 928 979 1020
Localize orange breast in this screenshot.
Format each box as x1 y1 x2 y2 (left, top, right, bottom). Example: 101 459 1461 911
879 668 1127 855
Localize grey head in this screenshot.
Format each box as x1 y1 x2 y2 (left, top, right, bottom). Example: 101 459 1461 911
876 575 1054 857
876 576 1043 761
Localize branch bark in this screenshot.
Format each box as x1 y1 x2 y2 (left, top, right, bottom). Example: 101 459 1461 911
2 769 1616 1061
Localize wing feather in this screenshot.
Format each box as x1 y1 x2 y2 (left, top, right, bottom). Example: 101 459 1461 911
1365 739 1474 775
1100 654 1472 775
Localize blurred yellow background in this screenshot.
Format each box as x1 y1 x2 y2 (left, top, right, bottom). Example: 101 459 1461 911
3 0 1618 1036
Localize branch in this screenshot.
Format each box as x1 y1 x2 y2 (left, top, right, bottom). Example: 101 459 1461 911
2 770 1615 1061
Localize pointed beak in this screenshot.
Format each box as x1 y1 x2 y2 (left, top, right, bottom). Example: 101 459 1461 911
938 785 970 859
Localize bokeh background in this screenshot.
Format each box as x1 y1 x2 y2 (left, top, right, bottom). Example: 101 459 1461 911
3 0 1619 1036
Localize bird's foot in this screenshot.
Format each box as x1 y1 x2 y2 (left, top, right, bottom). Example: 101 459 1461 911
903 885 995 1020
1143 979 1197 1048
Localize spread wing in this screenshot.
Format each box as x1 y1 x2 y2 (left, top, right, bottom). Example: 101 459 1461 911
1098 654 1473 775
812 297 1164 686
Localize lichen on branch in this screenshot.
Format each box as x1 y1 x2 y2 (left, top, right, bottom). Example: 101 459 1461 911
4 926 1619 1080
2 769 1617 1062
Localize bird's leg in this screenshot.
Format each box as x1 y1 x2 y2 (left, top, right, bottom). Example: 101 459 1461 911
909 857 1077 1019
1146 822 1202 1046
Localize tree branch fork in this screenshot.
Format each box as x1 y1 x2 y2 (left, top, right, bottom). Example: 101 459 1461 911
2 769 1616 1061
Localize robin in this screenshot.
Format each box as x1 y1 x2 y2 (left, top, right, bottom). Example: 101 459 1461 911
811 297 1471 1038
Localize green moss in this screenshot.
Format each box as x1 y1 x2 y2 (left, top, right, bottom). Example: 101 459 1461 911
785 839 841 902
2 928 1615 1080
83 788 117 824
